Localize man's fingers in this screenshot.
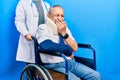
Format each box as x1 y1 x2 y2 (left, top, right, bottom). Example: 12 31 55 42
25 34 32 41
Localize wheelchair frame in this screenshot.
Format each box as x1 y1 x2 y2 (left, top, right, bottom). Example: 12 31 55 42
20 37 96 80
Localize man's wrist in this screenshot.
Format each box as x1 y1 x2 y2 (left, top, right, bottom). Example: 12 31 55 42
62 33 69 39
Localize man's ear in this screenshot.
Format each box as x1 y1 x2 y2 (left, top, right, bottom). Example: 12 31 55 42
47 14 50 18
47 13 50 17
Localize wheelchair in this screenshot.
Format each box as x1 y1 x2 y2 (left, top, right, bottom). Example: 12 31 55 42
20 37 96 80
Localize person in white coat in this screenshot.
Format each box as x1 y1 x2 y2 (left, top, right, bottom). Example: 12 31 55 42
15 0 50 63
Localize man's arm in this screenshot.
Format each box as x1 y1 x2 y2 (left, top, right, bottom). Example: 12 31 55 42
15 1 29 36
15 1 33 41
39 39 73 57
64 33 78 51
55 19 78 52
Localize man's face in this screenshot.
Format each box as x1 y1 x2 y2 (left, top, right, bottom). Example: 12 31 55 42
48 7 64 23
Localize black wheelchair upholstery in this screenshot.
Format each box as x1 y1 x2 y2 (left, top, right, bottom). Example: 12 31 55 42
20 37 96 80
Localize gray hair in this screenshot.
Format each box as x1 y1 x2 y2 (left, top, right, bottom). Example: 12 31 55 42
48 5 63 14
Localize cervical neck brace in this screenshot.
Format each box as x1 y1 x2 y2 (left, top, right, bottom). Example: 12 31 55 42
46 17 58 35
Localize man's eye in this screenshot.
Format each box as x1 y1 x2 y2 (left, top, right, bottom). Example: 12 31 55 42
61 15 64 17
57 15 59 17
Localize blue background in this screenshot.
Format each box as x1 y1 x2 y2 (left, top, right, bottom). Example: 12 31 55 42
0 0 120 80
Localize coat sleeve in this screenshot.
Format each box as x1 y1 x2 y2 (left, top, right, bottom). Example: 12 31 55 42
43 1 50 12
15 0 29 36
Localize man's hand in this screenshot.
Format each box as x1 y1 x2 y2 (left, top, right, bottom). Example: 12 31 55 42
55 19 67 36
25 33 32 41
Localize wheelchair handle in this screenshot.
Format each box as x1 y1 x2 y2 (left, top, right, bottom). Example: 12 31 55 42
31 36 37 41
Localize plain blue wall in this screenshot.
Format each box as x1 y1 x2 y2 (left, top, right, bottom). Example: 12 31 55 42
0 0 120 80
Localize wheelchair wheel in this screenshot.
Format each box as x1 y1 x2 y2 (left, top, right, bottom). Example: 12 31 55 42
20 64 53 80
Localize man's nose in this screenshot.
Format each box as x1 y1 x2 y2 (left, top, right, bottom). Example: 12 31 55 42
58 16 63 21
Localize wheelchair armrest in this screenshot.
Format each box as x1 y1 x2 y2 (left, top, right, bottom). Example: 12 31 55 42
38 50 62 57
78 43 91 48
77 43 96 70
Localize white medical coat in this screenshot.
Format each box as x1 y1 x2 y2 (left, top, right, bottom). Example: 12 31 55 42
15 0 50 63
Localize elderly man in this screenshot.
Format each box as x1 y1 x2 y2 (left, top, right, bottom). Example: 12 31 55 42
36 5 101 80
